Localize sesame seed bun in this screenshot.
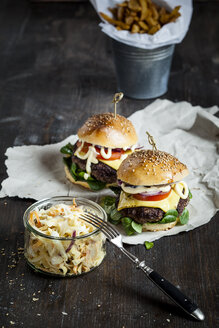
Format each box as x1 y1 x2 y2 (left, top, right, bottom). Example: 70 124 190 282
64 166 91 189
142 219 178 232
117 149 189 186
77 112 138 148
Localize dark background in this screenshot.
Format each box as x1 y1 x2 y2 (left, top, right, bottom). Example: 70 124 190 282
0 1 218 327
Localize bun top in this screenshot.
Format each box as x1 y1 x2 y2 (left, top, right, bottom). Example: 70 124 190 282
77 113 138 148
117 149 189 186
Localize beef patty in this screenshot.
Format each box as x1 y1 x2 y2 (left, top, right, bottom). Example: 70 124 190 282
116 193 190 224
71 143 117 184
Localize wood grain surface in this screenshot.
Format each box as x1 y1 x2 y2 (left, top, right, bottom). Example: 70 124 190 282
0 1 218 327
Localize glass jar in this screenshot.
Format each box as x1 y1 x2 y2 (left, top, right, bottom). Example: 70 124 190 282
23 196 107 277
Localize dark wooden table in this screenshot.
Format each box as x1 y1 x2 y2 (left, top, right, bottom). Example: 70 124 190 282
0 1 218 327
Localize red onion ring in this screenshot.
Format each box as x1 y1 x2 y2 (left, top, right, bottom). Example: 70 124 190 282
65 230 76 253
94 145 143 152
136 190 169 197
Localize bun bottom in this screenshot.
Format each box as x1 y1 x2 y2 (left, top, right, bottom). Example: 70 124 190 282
64 166 91 189
142 218 179 232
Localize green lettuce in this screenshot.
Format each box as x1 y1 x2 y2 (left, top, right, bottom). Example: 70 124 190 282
145 241 154 250
179 208 189 224
60 143 75 155
61 144 106 191
100 196 190 236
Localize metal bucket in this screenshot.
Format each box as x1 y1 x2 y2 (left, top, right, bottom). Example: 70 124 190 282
112 40 175 99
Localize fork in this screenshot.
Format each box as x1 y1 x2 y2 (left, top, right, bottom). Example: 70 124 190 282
79 212 205 321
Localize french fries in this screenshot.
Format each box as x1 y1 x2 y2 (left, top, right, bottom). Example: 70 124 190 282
100 0 181 35
139 0 148 21
100 12 130 30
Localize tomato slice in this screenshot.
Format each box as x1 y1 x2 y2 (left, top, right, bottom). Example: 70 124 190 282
76 141 91 153
133 189 171 201
76 141 125 161
96 149 124 160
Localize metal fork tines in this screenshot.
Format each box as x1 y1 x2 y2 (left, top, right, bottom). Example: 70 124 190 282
79 211 119 240
79 211 205 321
79 212 139 264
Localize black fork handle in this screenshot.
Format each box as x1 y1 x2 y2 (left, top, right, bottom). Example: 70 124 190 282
138 261 205 321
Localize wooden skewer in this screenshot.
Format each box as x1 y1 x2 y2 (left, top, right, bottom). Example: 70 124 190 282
146 131 157 151
112 92 124 118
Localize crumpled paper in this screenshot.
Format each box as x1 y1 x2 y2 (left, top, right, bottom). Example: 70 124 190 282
90 0 193 49
1 99 218 245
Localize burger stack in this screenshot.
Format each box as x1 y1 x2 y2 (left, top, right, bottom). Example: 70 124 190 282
61 111 191 234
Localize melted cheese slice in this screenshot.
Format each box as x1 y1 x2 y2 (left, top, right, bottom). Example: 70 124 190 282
75 149 132 171
99 158 124 170
118 189 181 212
75 151 124 171
99 150 132 170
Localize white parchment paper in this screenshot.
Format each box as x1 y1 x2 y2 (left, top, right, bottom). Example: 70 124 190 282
90 0 193 49
1 100 218 244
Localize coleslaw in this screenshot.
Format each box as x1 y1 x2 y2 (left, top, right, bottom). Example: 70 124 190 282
24 199 106 276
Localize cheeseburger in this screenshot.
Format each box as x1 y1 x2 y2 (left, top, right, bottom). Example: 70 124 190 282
116 149 190 231
61 112 138 190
